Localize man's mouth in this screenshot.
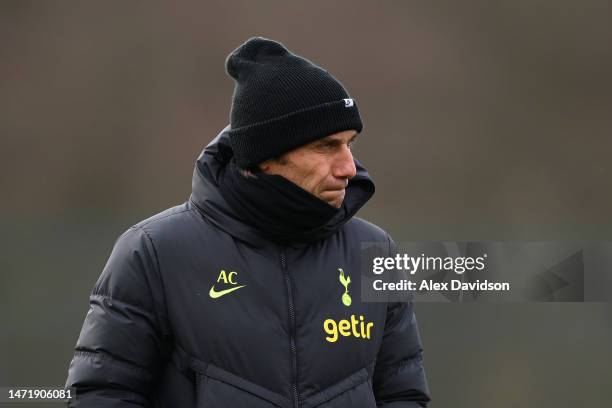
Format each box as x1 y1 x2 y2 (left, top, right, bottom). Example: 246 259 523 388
319 188 346 204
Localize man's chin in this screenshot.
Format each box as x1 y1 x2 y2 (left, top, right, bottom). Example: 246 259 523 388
319 190 345 208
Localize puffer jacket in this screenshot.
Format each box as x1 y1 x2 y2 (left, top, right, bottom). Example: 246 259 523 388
65 127 430 407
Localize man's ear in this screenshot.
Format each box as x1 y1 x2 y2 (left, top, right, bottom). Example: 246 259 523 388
259 156 287 174
258 159 272 172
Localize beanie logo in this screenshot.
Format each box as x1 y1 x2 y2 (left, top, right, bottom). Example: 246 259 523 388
343 98 354 108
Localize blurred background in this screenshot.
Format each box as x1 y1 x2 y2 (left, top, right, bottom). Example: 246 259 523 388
1 1 611 407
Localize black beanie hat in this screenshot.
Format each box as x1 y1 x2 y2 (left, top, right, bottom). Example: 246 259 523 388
225 37 363 168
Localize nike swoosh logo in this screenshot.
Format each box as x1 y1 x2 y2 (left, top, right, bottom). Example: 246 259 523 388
209 284 246 299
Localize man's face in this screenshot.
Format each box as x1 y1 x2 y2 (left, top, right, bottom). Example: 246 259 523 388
259 130 358 208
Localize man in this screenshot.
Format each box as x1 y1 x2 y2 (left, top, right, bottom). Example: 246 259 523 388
66 37 430 407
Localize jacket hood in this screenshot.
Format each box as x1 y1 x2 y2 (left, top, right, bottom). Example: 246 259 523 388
190 126 375 248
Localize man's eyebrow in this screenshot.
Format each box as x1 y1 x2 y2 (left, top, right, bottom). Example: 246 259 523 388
325 133 358 142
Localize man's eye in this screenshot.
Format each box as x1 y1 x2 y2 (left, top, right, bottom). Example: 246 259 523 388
348 140 357 149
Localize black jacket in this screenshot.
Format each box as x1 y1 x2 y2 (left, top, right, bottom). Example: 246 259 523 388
66 128 430 407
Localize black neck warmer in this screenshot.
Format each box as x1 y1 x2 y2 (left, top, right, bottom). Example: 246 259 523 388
218 160 344 245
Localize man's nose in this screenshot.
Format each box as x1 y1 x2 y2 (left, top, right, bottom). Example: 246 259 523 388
334 146 357 180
